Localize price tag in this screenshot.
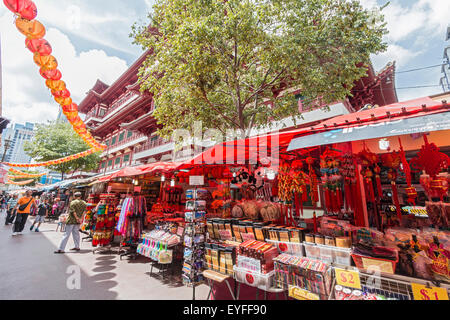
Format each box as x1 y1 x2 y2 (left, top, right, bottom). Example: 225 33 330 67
288 286 320 301
411 283 449 301
335 268 362 290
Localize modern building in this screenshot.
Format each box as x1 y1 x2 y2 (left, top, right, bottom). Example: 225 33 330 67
78 49 397 176
0 122 35 164
440 26 450 92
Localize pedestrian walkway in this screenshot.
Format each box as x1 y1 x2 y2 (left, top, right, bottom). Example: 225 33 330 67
0 211 209 300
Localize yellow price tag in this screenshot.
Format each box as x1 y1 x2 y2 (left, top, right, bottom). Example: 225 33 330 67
335 268 362 290
411 283 449 301
288 286 320 301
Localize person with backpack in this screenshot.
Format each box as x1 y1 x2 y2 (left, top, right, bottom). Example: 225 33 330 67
12 190 37 236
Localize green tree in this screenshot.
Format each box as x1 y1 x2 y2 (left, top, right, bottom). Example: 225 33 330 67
24 122 101 180
131 0 388 138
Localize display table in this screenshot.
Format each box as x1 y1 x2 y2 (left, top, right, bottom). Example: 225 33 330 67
203 270 236 300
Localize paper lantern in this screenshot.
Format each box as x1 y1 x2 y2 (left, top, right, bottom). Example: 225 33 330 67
26 38 51 55
18 0 36 20
62 103 78 113
54 96 72 106
3 0 31 13
15 17 45 39
39 68 61 80
33 53 57 69
45 79 65 91
51 89 70 98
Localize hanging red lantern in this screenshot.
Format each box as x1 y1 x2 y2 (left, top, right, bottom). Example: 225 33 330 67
51 89 70 98
26 38 51 55
15 17 45 39
3 0 31 14
39 68 61 80
18 0 36 20
62 103 78 113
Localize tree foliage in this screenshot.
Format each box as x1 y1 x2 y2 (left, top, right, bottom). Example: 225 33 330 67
131 0 388 138
24 122 101 179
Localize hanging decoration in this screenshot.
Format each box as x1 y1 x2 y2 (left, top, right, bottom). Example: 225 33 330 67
6 178 35 186
381 151 402 221
411 135 450 201
398 138 417 205
320 148 343 214
2 0 106 169
8 168 46 178
340 153 357 213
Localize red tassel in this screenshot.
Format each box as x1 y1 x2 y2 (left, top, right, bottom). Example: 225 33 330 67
294 193 300 218
324 188 331 212
391 182 402 221
375 176 383 199
337 188 343 212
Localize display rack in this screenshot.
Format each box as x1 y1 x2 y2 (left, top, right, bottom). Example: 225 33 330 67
182 184 207 300
328 268 450 300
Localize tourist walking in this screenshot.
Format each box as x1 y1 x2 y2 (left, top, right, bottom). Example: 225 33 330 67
54 192 86 254
30 198 50 232
5 194 18 226
12 190 37 236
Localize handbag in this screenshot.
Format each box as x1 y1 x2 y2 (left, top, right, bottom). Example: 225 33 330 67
18 198 33 212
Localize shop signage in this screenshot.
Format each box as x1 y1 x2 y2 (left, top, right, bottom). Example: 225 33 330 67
134 186 141 193
189 176 204 186
411 283 449 300
335 268 362 290
288 286 320 300
287 112 450 151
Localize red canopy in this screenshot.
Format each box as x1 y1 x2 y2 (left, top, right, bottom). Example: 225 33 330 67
138 162 183 175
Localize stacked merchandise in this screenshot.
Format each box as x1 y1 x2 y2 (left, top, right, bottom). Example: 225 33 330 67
137 229 180 262
92 194 118 247
233 240 279 290
182 189 206 285
333 285 408 300
204 241 236 276
116 196 147 246
273 254 333 300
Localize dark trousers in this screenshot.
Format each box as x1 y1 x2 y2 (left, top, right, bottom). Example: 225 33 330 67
5 209 16 225
14 214 29 233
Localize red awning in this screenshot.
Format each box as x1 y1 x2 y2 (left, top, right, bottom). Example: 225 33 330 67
138 162 183 175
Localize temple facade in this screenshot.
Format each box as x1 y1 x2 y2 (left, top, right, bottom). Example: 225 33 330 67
78 51 397 175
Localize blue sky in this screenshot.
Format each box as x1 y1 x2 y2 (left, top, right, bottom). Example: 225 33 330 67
0 0 449 125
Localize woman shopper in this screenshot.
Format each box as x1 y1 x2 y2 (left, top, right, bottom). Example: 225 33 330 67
54 192 86 254
12 190 37 236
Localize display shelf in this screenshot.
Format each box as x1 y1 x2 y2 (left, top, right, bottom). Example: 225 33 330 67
266 240 304 257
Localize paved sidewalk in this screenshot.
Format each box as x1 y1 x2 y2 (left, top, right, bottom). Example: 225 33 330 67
0 211 208 300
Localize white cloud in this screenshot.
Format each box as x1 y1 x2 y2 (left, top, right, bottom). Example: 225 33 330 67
371 44 422 69
0 12 129 125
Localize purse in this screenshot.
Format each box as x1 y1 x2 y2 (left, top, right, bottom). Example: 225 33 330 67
18 198 33 212
158 242 173 264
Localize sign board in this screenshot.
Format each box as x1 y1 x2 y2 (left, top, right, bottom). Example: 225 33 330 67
361 257 394 274
288 112 450 151
134 186 141 193
335 268 362 290
411 283 449 301
189 175 204 186
288 286 320 300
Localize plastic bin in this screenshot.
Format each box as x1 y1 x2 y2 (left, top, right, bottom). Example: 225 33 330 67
233 266 275 291
267 240 304 257
303 242 352 266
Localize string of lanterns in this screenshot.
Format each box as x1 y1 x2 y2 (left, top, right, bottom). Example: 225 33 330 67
6 179 35 186
2 0 106 169
8 168 46 178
